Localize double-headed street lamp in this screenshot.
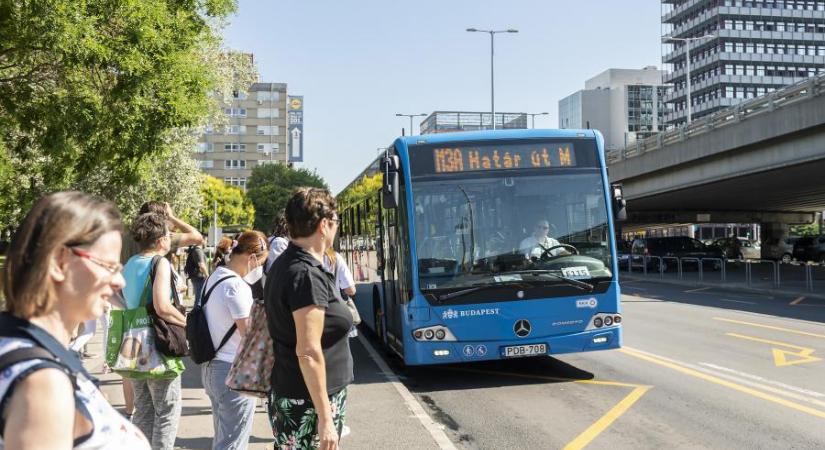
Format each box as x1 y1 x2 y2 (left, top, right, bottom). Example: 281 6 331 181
466 27 518 130
663 34 715 124
395 113 428 136
526 112 549 129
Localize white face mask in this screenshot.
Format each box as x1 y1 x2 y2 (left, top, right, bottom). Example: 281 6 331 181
243 264 263 284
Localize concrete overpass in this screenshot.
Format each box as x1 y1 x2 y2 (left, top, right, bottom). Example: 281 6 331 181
607 74 825 239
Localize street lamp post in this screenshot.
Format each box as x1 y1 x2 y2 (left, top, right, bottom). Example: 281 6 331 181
526 112 549 129
467 27 518 130
663 34 714 124
395 113 428 136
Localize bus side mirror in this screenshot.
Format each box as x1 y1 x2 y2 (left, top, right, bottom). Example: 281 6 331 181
612 184 627 222
382 156 400 209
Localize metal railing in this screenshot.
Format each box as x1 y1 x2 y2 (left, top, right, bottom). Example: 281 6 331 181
607 73 825 164
619 254 823 293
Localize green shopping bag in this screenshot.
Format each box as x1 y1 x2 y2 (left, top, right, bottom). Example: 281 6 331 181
105 267 185 379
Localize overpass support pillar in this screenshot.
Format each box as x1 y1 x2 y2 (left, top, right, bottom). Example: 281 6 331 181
761 221 790 260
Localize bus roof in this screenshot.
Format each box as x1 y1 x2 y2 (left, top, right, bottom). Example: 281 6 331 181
394 128 599 148
337 129 601 196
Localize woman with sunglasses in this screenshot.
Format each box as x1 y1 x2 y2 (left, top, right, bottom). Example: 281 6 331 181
0 191 150 449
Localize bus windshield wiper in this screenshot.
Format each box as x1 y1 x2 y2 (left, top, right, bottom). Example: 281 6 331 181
435 281 528 302
500 270 595 292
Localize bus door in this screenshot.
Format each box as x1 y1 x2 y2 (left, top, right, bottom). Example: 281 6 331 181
379 199 403 353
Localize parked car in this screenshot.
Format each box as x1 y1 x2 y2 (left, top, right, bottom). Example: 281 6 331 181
762 236 797 263
630 236 724 272
710 237 761 260
617 239 631 270
792 235 825 264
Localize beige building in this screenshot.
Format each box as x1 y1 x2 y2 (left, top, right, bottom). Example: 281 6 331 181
193 82 289 189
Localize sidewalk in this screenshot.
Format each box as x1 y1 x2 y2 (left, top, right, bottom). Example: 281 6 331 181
85 329 443 449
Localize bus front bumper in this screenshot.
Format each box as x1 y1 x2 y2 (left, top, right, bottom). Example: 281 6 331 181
404 326 622 366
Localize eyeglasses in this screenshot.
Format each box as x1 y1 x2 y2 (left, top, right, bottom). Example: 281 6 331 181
67 247 123 276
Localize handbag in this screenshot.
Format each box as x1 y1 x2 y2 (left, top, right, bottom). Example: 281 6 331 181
343 293 361 326
105 260 185 380
226 300 274 397
145 256 189 357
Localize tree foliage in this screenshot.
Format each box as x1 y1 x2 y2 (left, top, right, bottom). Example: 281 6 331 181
336 173 382 211
246 163 328 233
0 0 257 231
198 176 255 229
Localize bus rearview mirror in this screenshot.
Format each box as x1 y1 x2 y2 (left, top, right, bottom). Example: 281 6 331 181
383 170 399 209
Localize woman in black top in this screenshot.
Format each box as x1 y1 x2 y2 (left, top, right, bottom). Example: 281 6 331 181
264 187 353 450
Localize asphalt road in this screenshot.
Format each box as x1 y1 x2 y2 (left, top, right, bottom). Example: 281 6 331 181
372 280 825 449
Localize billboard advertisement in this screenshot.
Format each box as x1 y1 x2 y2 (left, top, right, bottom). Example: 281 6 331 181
288 96 304 162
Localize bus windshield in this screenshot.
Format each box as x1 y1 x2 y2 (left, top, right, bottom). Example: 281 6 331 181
412 170 613 293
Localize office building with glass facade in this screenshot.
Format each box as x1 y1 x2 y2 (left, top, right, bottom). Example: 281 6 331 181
662 0 825 126
558 67 670 151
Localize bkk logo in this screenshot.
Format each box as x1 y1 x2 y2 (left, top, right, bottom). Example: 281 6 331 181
575 298 598 309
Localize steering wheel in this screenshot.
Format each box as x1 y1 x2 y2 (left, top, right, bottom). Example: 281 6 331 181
538 243 579 260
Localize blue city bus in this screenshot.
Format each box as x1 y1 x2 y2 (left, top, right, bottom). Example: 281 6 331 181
338 129 627 365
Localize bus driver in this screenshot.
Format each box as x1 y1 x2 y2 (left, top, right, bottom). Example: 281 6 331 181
520 219 563 260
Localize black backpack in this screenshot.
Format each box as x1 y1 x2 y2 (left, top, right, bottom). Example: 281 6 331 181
184 246 202 278
185 274 237 364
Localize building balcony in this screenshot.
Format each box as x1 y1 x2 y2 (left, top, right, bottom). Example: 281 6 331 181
664 52 824 84
664 97 739 124
663 74 807 103
663 0 708 24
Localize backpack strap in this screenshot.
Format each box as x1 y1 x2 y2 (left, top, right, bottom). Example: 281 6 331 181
200 274 239 355
0 313 83 438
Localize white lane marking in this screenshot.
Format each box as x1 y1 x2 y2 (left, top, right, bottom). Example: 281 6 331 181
719 298 757 305
356 334 458 450
685 286 712 293
624 347 825 409
699 363 825 400
621 285 648 291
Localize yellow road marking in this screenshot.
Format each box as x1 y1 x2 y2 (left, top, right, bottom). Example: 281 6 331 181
562 386 651 450
790 296 806 306
621 347 825 420
442 367 651 449
726 333 822 367
713 317 825 339
685 286 712 293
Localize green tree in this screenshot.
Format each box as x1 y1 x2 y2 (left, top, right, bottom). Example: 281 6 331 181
246 163 328 233
337 173 382 210
199 176 255 229
0 0 256 230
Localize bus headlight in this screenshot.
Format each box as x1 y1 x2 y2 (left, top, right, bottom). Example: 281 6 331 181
412 325 457 341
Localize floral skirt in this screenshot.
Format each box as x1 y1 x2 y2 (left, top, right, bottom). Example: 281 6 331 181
267 388 347 450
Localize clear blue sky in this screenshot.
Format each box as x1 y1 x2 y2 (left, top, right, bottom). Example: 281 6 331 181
222 0 664 193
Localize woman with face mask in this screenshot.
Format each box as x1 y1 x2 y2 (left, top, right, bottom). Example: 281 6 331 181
200 230 268 450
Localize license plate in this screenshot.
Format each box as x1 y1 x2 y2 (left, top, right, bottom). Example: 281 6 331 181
501 343 548 358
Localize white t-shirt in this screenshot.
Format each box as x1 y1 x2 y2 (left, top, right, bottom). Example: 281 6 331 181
203 266 253 363
323 252 355 292
265 236 289 272
519 235 562 259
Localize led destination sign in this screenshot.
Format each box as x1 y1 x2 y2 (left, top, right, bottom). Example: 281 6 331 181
432 143 577 174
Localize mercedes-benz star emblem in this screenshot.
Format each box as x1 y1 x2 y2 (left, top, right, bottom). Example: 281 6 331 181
514 319 531 338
